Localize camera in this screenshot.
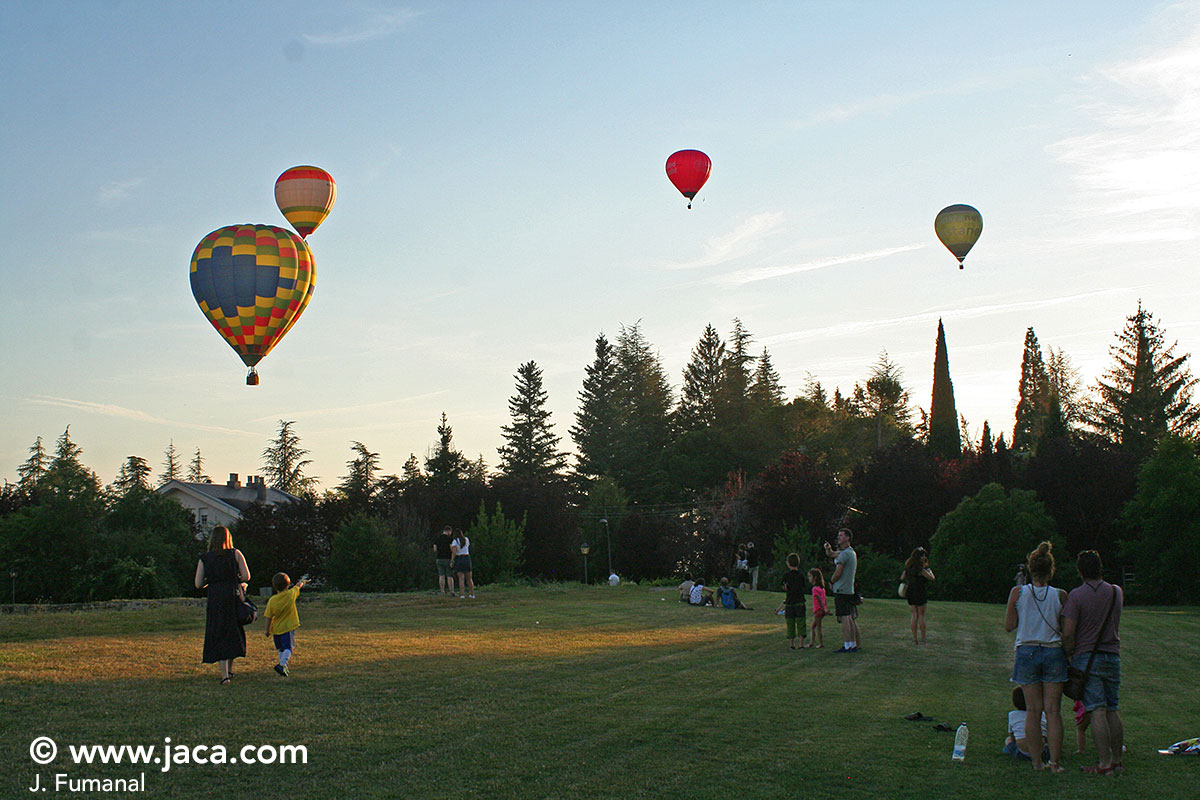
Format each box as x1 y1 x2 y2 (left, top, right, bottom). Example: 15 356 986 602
1014 564 1028 586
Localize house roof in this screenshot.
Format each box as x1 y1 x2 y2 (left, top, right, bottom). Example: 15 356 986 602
157 479 302 516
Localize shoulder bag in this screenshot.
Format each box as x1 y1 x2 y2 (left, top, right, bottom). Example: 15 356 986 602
1064 586 1116 700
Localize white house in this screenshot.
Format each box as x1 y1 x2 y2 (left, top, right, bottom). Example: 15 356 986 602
157 473 301 534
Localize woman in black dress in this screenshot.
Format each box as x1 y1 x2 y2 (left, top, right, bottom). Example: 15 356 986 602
194 526 250 684
902 547 935 645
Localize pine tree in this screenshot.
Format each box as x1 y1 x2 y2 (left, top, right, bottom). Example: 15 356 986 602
113 455 152 494
16 436 48 489
928 320 961 459
1013 327 1049 452
676 323 726 431
262 420 315 494
43 426 99 498
862 350 912 448
1046 346 1083 430
187 448 210 483
160 440 182 485
498 360 566 481
425 413 469 489
1089 302 1200 459
749 348 785 408
716 317 755 423
571 333 620 482
611 322 674 500
401 454 424 485
339 441 380 500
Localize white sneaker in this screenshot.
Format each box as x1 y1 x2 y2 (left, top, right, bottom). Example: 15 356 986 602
469 594 476 599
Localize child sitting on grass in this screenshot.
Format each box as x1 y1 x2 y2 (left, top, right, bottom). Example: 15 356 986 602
264 572 307 677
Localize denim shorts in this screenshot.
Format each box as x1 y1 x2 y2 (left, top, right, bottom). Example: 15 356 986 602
1011 644 1068 684
1072 651 1120 711
1002 739 1051 761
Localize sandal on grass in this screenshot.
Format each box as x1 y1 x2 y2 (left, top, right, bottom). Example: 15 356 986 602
1080 764 1113 775
1047 762 1064 774
904 712 932 721
220 676 231 685
932 723 955 732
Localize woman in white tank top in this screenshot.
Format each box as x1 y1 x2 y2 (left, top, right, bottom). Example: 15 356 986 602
1004 541 1068 773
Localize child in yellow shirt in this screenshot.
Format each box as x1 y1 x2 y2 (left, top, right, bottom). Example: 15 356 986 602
264 573 306 677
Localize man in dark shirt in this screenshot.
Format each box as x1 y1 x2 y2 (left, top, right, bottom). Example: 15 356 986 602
433 526 455 596
1063 550 1124 775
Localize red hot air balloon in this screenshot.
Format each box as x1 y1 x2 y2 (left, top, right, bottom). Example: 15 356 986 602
665 150 711 209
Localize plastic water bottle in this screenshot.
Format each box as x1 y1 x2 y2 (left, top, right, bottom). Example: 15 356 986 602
952 723 969 762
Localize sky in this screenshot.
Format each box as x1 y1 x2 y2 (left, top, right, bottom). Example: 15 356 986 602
2 1 1199 488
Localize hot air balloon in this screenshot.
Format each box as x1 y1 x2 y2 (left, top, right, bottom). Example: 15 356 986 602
189 224 316 385
934 204 983 269
665 149 711 209
274 166 336 238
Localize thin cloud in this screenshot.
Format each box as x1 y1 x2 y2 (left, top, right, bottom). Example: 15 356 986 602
27 396 258 437
1048 5 1200 237
791 74 1006 128
656 212 785 271
96 178 144 206
303 8 421 45
248 390 450 424
713 243 925 286
762 287 1133 346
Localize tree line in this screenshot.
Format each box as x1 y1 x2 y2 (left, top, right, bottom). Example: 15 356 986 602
3 304 1199 604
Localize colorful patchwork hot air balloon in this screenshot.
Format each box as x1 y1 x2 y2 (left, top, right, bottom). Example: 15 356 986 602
666 149 712 209
189 224 316 385
274 166 336 238
935 204 983 269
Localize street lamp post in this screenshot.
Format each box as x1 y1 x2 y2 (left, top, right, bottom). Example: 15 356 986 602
580 542 590 584
599 517 612 576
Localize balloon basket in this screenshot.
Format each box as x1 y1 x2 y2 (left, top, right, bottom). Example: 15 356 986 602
246 369 259 386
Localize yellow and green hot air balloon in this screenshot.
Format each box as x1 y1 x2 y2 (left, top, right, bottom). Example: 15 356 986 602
189 224 316 385
934 204 983 269
274 165 336 238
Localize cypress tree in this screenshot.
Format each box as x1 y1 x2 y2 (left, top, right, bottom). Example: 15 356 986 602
928 319 961 458
1013 327 1049 452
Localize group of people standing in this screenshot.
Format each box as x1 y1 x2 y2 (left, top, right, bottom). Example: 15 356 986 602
433 525 475 599
1004 541 1124 775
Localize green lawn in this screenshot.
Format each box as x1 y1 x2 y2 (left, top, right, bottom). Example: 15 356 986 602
1 586 1196 799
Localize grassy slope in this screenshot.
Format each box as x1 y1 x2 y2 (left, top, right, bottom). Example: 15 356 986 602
1 586 1196 799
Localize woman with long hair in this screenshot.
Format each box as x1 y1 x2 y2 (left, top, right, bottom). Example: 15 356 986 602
450 528 475 599
1005 541 1068 772
194 526 250 684
902 547 935 644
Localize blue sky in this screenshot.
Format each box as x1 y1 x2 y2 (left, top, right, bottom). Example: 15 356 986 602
3 1 1199 486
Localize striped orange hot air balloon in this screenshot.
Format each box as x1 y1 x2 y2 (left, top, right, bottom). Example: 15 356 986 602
189 224 316 385
274 166 336 238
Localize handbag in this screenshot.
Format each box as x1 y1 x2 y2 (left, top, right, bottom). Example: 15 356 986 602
235 584 258 626
1063 586 1117 700
898 581 908 599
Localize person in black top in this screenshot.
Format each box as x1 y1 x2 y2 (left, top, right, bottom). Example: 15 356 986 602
746 541 760 591
433 525 455 596
194 526 250 684
777 553 807 649
901 547 935 644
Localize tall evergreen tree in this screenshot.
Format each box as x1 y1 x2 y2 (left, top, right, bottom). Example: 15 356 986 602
339 441 380 501
676 323 726 431
611 322 674 500
1088 302 1200 459
861 350 912 448
425 412 469 489
262 420 315 494
1013 327 1049 452
187 448 210 483
928 320 961 459
17 436 48 489
749 348 785 408
160 440 182 485
113 455 152 495
571 333 620 482
980 420 994 456
498 360 566 481
716 318 755 423
1046 346 1083 430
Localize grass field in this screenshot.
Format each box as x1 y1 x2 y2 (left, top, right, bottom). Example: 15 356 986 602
1 585 1197 799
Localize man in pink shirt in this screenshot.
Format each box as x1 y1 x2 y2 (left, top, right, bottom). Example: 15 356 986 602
1062 550 1123 776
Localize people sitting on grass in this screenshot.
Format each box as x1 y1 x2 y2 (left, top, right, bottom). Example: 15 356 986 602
678 573 696 603
1004 686 1051 762
689 580 715 606
716 577 751 610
